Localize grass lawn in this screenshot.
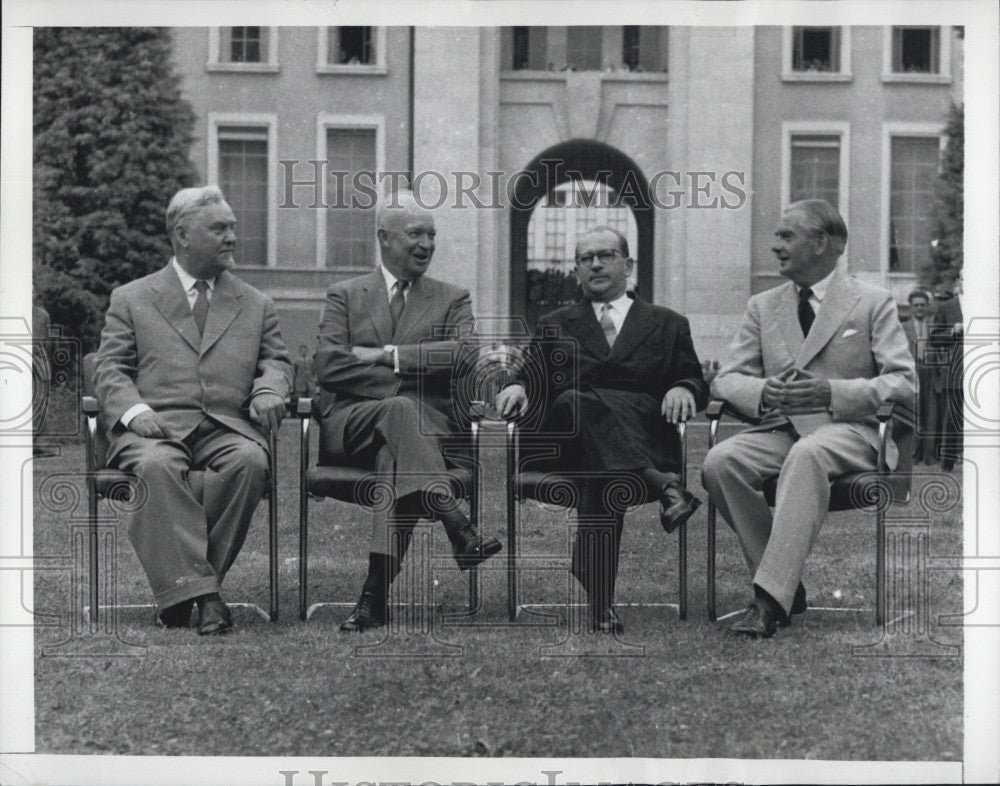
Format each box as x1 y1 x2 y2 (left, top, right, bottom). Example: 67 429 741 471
31 419 963 759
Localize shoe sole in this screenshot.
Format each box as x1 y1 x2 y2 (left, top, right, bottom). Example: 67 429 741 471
661 497 702 534
456 540 503 571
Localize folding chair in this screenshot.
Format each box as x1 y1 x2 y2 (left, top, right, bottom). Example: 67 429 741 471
504 419 691 621
81 353 280 624
295 397 481 622
705 400 915 629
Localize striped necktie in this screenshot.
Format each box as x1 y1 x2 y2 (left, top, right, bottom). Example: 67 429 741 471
389 280 409 333
192 280 210 336
599 303 617 349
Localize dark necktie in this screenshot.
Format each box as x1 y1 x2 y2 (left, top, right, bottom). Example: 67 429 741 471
598 303 617 349
192 280 210 336
389 280 409 333
798 286 815 337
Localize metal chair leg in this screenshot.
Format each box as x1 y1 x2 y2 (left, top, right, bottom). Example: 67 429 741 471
298 413 310 621
267 429 279 621
468 420 479 613
506 420 518 621
707 415 719 622
85 412 100 630
677 420 688 621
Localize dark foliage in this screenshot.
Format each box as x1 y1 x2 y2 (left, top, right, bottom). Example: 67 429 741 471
921 103 963 289
33 28 197 352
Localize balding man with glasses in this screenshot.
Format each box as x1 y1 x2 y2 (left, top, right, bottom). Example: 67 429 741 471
496 226 708 634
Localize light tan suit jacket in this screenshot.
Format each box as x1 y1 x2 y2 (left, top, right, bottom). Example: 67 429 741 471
712 263 916 468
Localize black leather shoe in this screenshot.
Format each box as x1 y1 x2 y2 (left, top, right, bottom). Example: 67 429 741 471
450 526 502 571
729 597 785 638
339 592 387 633
589 604 624 635
196 596 232 636
156 598 194 629
659 481 702 534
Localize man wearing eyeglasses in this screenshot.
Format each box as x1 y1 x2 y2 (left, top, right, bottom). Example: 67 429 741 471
496 226 708 634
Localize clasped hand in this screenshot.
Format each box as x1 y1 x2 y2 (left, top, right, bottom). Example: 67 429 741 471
761 368 831 412
249 391 285 436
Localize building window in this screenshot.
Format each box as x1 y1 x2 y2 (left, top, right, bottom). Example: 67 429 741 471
892 26 940 73
226 27 266 63
329 27 374 65
622 26 667 73
566 27 603 71
217 127 269 267
889 136 940 273
325 128 377 270
790 135 841 207
792 27 841 72
208 28 279 72
512 27 548 70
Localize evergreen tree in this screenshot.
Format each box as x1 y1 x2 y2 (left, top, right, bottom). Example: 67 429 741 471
922 102 963 289
33 28 197 351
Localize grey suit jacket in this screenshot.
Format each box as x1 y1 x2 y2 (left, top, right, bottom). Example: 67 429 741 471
94 264 292 462
712 262 916 467
314 269 476 460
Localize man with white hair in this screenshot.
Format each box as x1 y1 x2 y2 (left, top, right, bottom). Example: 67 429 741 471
703 199 915 638
94 186 292 635
314 189 501 633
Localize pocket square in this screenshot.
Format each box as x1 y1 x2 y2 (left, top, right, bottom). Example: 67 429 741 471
841 328 859 338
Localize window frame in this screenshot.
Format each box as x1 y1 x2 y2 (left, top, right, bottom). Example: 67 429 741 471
207 113 278 268
880 123 946 279
315 114 385 271
316 27 388 75
207 27 280 73
780 121 851 233
881 26 952 84
781 26 852 82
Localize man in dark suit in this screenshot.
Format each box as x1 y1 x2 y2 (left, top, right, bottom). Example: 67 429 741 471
703 199 915 638
94 186 292 635
907 288 939 464
496 226 708 634
315 190 501 633
930 283 964 471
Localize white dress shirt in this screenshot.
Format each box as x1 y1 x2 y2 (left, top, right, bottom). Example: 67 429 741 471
591 291 634 334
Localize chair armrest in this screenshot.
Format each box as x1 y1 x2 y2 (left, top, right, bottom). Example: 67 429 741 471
82 396 100 416
876 402 895 422
296 397 313 418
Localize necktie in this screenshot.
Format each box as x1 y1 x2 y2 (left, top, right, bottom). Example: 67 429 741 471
192 280 210 336
798 287 815 337
599 303 617 349
389 280 409 333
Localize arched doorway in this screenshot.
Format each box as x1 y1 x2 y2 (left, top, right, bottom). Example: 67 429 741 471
510 139 654 328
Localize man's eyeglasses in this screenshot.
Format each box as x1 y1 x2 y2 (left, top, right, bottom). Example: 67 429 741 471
575 249 624 267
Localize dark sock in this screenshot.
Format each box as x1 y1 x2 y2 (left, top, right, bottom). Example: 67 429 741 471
361 552 401 603
196 592 221 610
433 495 471 542
753 584 788 621
640 468 680 491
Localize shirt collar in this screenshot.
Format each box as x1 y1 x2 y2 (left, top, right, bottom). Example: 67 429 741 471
591 291 634 317
799 265 837 303
380 264 411 297
172 258 216 293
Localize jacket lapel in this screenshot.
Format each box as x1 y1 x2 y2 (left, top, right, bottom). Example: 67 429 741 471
565 301 612 360
607 296 659 362
150 265 201 354
394 275 432 344
796 265 860 368
775 282 805 360
200 271 243 356
362 271 393 346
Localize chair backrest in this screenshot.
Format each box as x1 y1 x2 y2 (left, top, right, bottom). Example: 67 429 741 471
82 352 112 469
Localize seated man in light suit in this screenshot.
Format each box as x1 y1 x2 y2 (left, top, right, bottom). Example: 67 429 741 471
496 226 708 634
94 186 292 635
314 189 502 633
702 199 915 638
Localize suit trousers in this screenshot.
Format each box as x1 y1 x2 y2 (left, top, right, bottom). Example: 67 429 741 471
340 395 464 555
702 423 877 615
114 421 269 609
